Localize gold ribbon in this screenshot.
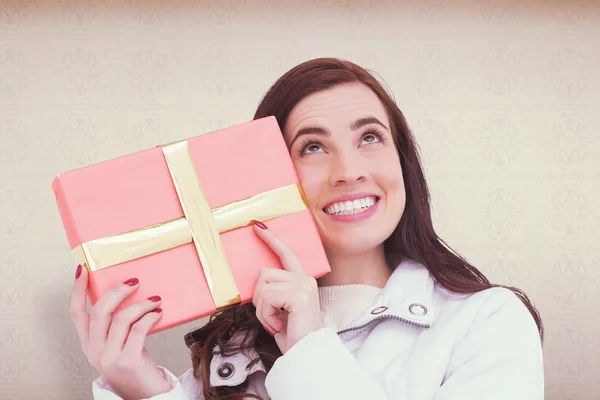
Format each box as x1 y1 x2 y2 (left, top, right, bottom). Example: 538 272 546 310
74 140 307 310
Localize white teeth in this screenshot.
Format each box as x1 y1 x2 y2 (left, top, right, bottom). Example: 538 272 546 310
324 196 378 215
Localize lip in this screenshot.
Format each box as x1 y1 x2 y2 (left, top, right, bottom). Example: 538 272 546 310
322 192 381 223
323 192 380 209
324 199 380 223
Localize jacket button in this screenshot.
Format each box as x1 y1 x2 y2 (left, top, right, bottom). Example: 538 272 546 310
371 305 388 315
409 303 427 316
217 362 235 380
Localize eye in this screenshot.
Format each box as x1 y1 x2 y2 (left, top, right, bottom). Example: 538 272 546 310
305 143 323 153
299 139 324 156
361 129 385 145
362 134 378 144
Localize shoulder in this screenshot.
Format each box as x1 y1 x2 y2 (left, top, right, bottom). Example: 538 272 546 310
423 286 545 398
457 285 537 321
388 259 541 339
434 285 542 352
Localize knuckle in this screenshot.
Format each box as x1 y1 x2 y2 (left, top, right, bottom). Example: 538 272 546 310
258 289 270 303
281 253 296 266
296 290 311 304
68 305 79 320
302 276 317 290
111 312 129 326
114 357 135 372
253 282 264 300
252 292 261 306
92 286 129 317
258 267 271 281
274 237 289 250
129 320 149 336
91 303 109 319
99 355 114 371
88 352 102 369
296 281 316 300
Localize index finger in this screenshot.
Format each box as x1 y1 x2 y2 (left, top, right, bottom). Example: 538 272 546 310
69 264 90 350
252 221 305 274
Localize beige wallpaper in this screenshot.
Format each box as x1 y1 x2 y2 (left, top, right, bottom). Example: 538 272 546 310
1 0 599 399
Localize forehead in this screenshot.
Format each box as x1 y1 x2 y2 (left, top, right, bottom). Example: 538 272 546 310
284 82 390 138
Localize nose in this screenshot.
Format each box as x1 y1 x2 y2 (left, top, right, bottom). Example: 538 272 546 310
328 151 366 186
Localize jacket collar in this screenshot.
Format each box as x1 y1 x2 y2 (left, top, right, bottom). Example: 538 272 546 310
336 258 436 333
203 261 437 388
188 258 437 350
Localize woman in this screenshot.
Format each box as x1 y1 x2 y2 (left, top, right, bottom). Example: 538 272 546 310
71 58 544 400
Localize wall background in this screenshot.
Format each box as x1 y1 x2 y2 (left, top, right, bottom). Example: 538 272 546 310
1 0 598 399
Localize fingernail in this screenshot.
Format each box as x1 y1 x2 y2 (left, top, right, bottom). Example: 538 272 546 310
75 264 82 279
148 295 161 302
123 278 139 286
152 308 163 313
252 220 268 230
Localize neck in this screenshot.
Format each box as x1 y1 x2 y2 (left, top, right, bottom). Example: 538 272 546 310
317 245 392 289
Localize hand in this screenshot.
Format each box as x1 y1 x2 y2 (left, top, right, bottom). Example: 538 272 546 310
69 265 172 400
251 221 324 354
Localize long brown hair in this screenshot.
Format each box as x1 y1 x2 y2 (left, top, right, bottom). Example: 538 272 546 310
187 58 544 400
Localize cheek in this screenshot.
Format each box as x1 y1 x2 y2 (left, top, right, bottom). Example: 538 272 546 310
294 163 327 208
377 154 405 196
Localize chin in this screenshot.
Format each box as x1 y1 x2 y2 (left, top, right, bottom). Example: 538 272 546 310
313 199 403 257
320 231 388 257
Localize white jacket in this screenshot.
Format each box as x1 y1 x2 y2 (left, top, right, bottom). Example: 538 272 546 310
92 259 544 399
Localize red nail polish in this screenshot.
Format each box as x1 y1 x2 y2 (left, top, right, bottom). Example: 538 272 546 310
123 278 139 286
75 265 82 279
252 220 268 230
152 308 163 313
148 295 161 302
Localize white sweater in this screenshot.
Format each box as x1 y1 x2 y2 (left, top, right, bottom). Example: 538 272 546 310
318 283 383 332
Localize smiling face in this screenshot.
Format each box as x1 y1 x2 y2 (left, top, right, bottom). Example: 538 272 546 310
284 82 406 258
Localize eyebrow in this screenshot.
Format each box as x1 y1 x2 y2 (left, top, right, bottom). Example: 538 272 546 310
289 117 389 148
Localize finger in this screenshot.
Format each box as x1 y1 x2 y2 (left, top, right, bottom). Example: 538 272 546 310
259 267 294 283
104 296 162 359
121 308 163 356
262 294 283 333
253 222 304 274
254 287 282 334
258 282 299 313
88 278 140 353
252 279 282 334
259 283 289 332
69 264 91 350
252 267 293 310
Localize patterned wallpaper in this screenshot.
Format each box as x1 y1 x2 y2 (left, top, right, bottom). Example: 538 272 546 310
1 0 598 398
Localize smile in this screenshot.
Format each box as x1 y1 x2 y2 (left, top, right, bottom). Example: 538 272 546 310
323 196 379 216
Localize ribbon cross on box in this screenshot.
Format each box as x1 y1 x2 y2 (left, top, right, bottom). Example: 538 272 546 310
73 140 308 311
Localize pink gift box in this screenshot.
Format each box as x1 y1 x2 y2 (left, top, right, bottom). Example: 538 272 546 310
52 116 331 335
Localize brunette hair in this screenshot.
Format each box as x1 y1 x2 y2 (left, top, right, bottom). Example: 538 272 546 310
186 58 544 400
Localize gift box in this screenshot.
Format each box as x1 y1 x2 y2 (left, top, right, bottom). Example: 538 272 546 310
52 116 331 335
